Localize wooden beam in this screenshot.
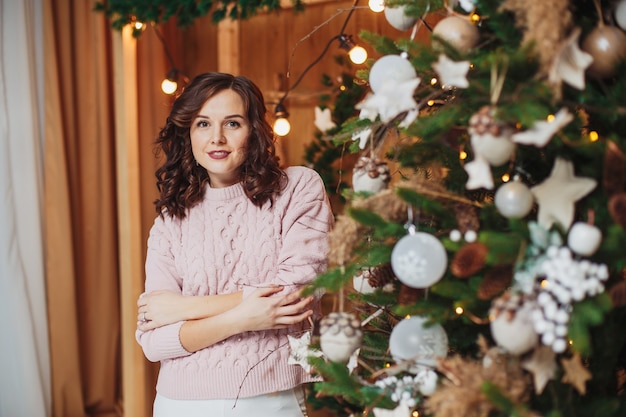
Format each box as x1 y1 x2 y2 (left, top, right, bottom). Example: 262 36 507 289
112 25 149 417
217 18 240 74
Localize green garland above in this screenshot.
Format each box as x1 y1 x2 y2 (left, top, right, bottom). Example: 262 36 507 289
93 0 304 35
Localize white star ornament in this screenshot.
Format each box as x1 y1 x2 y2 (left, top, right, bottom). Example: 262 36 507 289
549 27 594 91
314 106 337 133
288 332 322 373
512 108 573 148
356 77 421 128
522 345 557 394
464 156 494 190
351 127 371 149
432 54 470 89
531 157 597 231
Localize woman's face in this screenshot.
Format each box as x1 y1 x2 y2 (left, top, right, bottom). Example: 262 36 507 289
190 89 250 188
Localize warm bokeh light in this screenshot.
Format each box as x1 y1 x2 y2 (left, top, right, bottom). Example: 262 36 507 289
273 117 291 136
501 173 511 182
590 131 599 142
161 78 177 95
368 0 385 12
349 46 368 64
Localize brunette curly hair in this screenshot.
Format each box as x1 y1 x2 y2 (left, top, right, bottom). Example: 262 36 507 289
154 72 285 219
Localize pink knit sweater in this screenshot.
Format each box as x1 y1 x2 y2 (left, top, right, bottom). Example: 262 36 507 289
136 166 333 400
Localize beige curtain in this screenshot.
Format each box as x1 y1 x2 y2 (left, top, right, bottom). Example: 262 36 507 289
44 1 121 416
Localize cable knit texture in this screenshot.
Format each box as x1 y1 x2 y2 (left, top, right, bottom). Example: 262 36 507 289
136 166 333 400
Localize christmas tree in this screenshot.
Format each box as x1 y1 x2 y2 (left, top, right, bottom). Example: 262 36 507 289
297 1 626 416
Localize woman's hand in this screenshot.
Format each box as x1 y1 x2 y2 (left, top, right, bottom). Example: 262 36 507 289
233 286 315 332
137 290 244 331
137 290 190 331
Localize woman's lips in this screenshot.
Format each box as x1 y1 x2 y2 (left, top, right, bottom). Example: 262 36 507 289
208 150 230 159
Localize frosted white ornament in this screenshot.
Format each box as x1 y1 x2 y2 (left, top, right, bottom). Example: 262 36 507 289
617 0 626 30
389 316 449 369
567 222 602 257
391 231 448 288
432 15 480 53
352 156 390 193
320 312 363 363
369 55 417 94
490 300 539 355
494 177 534 218
384 6 418 31
470 131 516 166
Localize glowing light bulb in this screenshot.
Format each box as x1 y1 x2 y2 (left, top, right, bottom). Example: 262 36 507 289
589 131 599 142
349 46 368 64
368 0 385 12
134 21 145 31
501 173 510 182
455 307 464 315
459 150 468 160
273 117 291 136
161 78 178 95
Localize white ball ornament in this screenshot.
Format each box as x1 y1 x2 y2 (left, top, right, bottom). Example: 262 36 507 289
494 177 534 219
567 222 602 257
320 312 363 363
432 15 480 54
616 0 626 31
368 55 417 93
391 232 448 288
389 316 449 369
384 6 418 31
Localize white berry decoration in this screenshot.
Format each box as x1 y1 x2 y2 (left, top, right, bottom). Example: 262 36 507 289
567 222 602 257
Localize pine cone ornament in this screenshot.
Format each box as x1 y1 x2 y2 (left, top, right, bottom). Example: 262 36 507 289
477 265 513 300
364 263 396 288
453 203 480 234
320 312 363 363
398 284 421 305
609 192 626 228
450 242 488 278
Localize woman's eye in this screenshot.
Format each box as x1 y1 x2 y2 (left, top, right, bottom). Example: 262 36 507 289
226 120 241 128
196 120 209 128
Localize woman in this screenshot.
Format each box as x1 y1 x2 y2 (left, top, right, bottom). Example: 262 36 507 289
135 72 333 417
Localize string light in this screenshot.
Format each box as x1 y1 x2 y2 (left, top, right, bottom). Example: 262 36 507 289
501 173 510 182
272 0 366 135
152 24 188 95
589 131 599 142
161 69 179 95
273 103 291 136
339 34 368 64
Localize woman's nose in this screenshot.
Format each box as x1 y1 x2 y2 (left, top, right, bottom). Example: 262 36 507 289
210 129 225 144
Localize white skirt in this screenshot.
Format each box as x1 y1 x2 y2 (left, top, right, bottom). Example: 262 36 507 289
153 386 308 417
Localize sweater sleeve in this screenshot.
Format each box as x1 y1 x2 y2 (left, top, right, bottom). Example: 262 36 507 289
274 167 334 291
135 215 193 362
